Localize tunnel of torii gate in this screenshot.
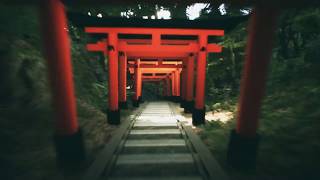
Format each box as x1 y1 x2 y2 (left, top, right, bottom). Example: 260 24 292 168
37 0 279 169
127 60 184 104
85 29 223 126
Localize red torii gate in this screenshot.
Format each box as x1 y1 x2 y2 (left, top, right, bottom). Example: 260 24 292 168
38 0 279 169
85 27 223 125
142 74 170 97
128 60 183 102
129 67 182 105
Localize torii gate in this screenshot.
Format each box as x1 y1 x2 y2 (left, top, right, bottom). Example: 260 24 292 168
128 59 183 103
38 0 279 169
128 67 182 106
141 74 169 97
85 27 224 125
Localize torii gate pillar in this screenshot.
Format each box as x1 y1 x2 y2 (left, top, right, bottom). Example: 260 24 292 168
175 69 181 102
193 35 207 125
133 59 141 107
139 81 144 104
119 52 128 109
227 7 279 168
171 70 180 102
39 0 85 165
180 58 187 108
185 53 195 113
170 72 176 101
107 33 120 125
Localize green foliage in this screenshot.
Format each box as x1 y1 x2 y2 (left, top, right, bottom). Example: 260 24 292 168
205 23 247 106
199 8 320 178
0 5 111 180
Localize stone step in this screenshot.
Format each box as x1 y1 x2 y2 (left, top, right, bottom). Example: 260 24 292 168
110 153 199 177
140 112 172 114
128 129 181 139
122 139 188 153
133 122 178 129
109 176 203 180
124 139 186 147
135 117 175 120
135 118 177 123
122 146 188 154
130 129 181 135
134 121 177 126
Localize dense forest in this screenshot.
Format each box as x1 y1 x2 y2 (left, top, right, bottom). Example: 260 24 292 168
0 2 319 180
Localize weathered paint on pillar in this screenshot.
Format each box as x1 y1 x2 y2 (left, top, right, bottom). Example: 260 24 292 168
39 0 84 164
227 7 279 168
119 52 127 108
107 33 119 111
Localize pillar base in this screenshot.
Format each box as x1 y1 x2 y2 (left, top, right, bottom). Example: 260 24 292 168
107 109 120 125
54 129 85 166
171 96 180 103
180 99 186 108
184 101 194 113
119 101 128 109
192 108 205 126
227 129 260 169
132 99 139 108
138 96 144 103
176 96 181 103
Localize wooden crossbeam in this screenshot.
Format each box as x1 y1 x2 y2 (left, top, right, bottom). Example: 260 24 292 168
85 27 224 36
129 64 183 68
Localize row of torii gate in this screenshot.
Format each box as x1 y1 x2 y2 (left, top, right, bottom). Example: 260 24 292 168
38 0 279 169
85 27 224 126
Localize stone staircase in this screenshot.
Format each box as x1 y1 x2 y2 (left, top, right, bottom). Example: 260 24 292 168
108 102 204 180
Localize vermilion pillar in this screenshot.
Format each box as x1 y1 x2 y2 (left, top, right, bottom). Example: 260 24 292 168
119 52 128 109
180 59 187 108
133 59 140 107
192 35 207 125
107 33 120 125
171 72 176 98
227 7 279 168
175 70 181 97
138 65 143 103
185 53 195 113
139 80 144 103
39 0 85 165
